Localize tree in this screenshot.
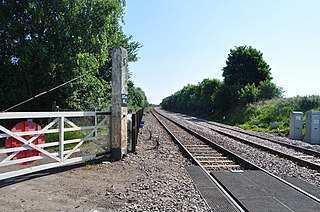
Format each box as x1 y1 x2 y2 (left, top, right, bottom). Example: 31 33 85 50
198 78 222 113
161 78 223 114
212 83 242 111
238 83 260 105
0 0 141 111
217 46 282 108
258 81 283 100
128 80 148 111
162 46 283 113
222 46 272 87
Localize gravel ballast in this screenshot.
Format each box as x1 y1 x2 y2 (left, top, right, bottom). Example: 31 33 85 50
159 109 320 187
0 109 211 211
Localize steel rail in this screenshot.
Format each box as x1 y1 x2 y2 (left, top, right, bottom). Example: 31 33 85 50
154 109 320 204
153 110 259 170
151 110 247 212
206 121 320 157
202 123 320 170
174 113 320 170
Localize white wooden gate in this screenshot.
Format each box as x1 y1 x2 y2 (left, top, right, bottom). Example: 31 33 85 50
0 111 110 180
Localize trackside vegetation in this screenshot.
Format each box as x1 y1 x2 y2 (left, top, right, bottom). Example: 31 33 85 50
212 96 320 134
128 80 148 112
160 46 320 134
162 46 283 114
0 0 147 112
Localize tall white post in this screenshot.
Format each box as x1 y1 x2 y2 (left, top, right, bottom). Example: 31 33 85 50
59 116 64 162
111 47 128 160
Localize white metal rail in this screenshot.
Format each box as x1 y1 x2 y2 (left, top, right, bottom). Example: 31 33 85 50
0 111 110 180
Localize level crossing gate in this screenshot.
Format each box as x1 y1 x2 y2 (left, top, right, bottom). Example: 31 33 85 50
0 111 110 180
0 47 129 180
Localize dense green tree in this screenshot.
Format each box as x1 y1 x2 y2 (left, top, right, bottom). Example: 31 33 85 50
161 45 285 124
0 0 141 111
198 78 222 112
222 46 272 87
128 80 148 111
177 84 197 112
238 83 261 105
162 46 283 114
297 95 320 111
217 46 283 108
161 78 222 114
258 80 283 100
212 83 242 111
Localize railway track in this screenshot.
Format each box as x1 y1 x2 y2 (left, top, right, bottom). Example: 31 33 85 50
207 121 320 156
175 114 320 170
152 111 258 172
151 110 254 211
152 109 320 211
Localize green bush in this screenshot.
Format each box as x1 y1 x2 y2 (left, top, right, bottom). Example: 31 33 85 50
45 131 85 151
210 95 320 134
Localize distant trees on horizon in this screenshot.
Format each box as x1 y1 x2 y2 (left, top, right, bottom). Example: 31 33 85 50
161 46 283 114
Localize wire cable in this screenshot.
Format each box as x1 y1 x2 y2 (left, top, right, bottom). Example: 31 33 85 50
2 69 97 112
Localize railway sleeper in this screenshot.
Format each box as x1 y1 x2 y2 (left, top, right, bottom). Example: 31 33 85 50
196 156 228 159
192 154 222 157
191 151 221 155
203 164 240 169
296 155 315 159
198 160 235 164
184 145 208 147
187 148 214 151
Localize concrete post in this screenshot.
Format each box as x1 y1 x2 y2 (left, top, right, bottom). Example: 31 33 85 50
111 47 128 160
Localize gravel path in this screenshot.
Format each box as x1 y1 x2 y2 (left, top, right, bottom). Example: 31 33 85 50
0 109 211 211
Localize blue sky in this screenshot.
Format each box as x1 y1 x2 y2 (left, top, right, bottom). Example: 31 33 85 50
123 0 320 104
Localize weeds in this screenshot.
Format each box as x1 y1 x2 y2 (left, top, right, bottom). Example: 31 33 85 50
210 95 320 134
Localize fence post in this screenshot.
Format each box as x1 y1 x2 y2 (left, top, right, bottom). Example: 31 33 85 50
111 47 128 160
132 113 137 152
59 116 64 162
127 112 133 152
94 109 98 140
136 110 140 140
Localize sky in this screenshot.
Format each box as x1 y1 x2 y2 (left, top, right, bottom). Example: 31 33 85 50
123 0 320 104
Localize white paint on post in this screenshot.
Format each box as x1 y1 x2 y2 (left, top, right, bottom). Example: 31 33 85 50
59 116 65 162
111 47 128 160
94 109 98 140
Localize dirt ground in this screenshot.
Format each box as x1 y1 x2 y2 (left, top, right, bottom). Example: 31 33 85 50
0 111 210 212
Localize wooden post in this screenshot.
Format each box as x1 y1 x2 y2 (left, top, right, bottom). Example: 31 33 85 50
136 110 140 139
111 47 128 160
132 113 137 152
